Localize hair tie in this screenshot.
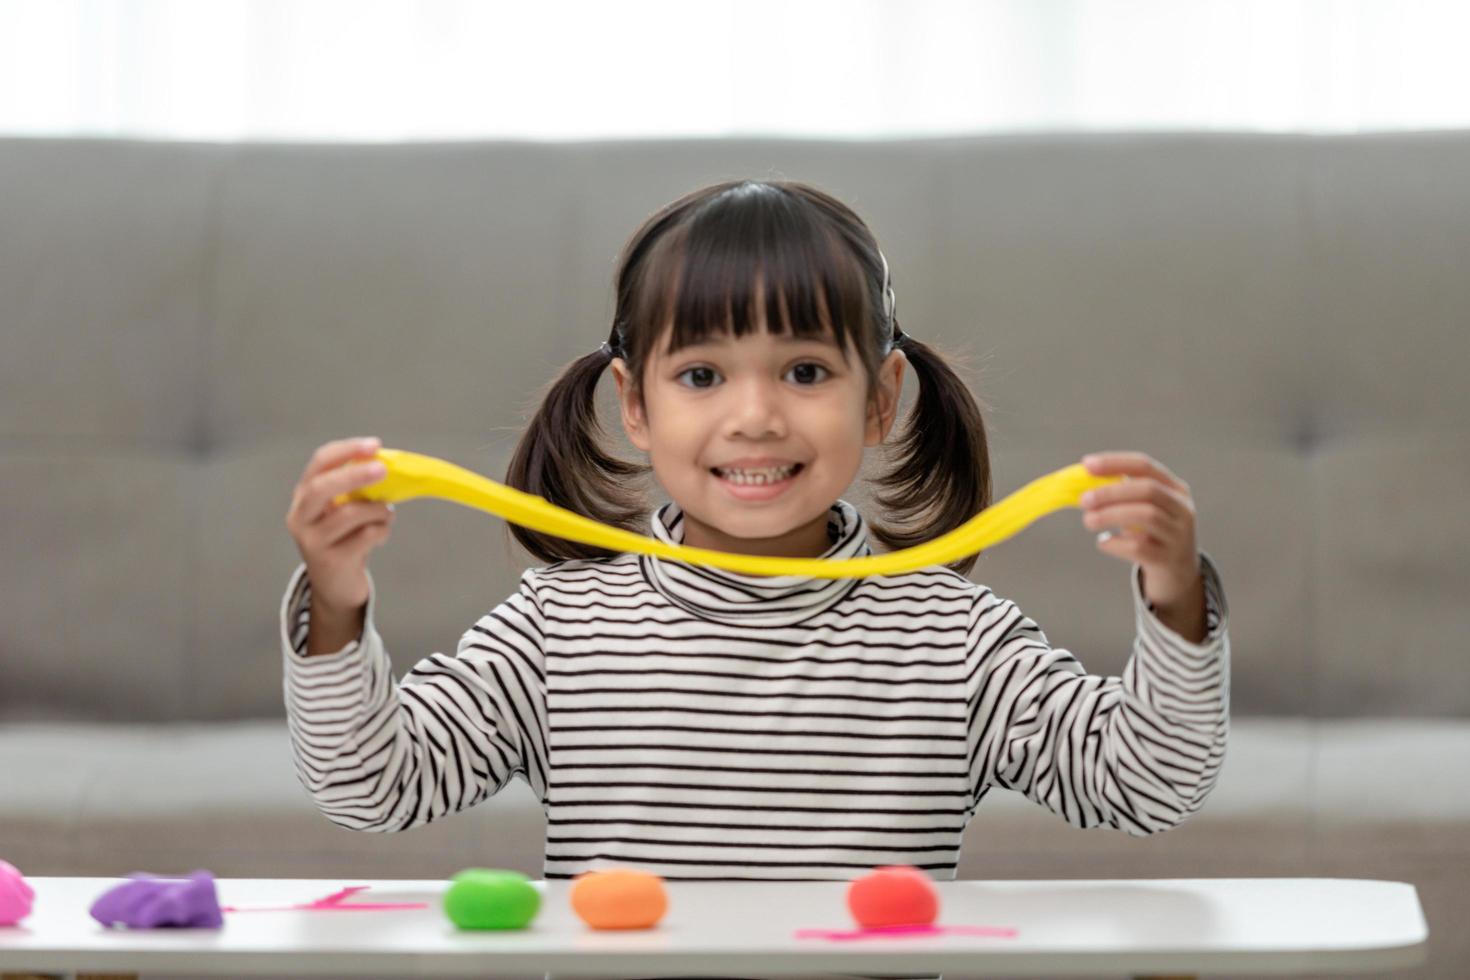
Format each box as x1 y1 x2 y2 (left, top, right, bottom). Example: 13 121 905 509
598 340 618 359
878 248 905 353
879 249 896 328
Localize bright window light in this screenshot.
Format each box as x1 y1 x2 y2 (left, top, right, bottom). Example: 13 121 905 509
1 0 1467 141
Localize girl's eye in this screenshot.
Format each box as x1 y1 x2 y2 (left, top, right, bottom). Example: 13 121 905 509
675 363 831 389
678 366 719 389
789 362 829 385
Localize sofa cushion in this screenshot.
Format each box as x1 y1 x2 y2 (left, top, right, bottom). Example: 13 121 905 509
10 717 1460 880
0 720 544 879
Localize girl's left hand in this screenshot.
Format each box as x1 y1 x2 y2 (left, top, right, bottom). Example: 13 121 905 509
1078 451 1202 610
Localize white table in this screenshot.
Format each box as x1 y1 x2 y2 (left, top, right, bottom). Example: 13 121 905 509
0 876 1427 978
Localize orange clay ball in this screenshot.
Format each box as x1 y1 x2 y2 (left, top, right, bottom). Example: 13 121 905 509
847 865 939 929
569 868 668 930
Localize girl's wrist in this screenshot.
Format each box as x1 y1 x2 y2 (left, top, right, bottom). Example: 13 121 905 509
1145 566 1207 644
306 594 367 656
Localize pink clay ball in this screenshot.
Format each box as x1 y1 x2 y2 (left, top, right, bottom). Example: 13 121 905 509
0 860 35 926
847 865 939 929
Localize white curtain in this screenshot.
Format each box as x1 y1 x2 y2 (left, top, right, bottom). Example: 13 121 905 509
2 0 1466 141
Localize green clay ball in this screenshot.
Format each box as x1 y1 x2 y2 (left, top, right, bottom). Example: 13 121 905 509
443 868 541 930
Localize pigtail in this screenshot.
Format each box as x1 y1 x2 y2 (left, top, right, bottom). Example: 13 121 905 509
502 344 651 563
867 328 993 578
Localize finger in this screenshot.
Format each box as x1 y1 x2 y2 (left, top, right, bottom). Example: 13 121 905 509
291 438 383 527
1081 451 1188 492
314 501 394 549
364 518 395 551
1082 502 1181 539
300 436 382 484
336 515 394 554
1081 480 1191 521
1096 526 1168 561
313 523 385 565
301 460 389 526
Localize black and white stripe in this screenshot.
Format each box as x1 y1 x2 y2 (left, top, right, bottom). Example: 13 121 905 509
280 497 1228 883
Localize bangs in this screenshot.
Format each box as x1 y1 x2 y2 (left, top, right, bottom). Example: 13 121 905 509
632 186 874 365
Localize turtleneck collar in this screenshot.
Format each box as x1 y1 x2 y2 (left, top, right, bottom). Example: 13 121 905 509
638 498 871 628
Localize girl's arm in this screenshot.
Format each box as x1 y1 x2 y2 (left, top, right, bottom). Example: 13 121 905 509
277 563 549 832
965 551 1229 836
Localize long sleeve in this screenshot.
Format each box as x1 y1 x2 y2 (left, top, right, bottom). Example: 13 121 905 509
278 562 549 832
965 550 1230 836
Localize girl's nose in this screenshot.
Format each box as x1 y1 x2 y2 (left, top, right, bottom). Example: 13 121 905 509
727 377 788 434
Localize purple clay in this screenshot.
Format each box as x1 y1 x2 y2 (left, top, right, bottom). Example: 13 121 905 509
89 870 224 929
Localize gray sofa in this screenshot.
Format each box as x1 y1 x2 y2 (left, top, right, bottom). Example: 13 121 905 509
1 133 1465 979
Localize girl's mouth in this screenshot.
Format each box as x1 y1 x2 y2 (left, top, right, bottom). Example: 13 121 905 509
710 462 804 501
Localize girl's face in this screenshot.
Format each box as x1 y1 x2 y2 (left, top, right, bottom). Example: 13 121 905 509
611 315 905 560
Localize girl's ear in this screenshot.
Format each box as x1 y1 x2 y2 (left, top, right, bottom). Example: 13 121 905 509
865 349 907 446
610 357 653 453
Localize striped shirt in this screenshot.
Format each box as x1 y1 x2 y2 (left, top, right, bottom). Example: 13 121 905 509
280 497 1228 978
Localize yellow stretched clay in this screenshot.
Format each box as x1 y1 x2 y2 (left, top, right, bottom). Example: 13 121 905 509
336 448 1122 579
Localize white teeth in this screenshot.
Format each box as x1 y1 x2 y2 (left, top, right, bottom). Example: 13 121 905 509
716 464 797 484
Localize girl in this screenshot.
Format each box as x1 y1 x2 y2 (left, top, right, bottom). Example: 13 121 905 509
282 179 1229 980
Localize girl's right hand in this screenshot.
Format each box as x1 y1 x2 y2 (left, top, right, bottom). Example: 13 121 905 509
285 436 396 615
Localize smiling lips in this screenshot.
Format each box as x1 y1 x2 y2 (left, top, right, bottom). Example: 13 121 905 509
712 462 802 481
711 455 802 472
712 462 804 499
